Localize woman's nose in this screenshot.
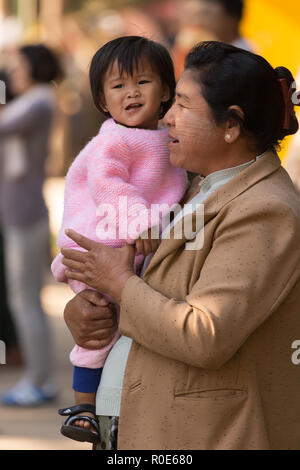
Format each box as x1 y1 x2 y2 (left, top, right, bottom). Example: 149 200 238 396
163 104 175 127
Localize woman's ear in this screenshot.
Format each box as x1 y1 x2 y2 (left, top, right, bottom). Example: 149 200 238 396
99 92 108 113
224 105 244 143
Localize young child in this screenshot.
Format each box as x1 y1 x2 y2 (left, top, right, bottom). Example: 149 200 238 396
52 36 187 444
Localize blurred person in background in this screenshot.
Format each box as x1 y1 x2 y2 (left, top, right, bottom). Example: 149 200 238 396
172 0 218 80
172 0 253 183
0 70 21 366
195 0 253 51
0 44 62 406
172 0 253 96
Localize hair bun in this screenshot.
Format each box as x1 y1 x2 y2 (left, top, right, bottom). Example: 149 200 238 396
274 66 299 138
275 66 294 81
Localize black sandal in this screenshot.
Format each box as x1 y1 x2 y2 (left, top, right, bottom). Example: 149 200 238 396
58 404 100 444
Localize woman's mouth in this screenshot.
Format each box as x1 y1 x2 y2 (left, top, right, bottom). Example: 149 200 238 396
168 136 179 148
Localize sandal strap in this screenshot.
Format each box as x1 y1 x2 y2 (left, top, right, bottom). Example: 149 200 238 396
58 404 96 417
65 415 100 435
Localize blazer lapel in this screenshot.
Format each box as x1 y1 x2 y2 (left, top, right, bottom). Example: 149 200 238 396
144 150 281 276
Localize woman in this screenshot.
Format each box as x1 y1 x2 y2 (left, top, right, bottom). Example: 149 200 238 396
62 42 300 450
0 44 62 405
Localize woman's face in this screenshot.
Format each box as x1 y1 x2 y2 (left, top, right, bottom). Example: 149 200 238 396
9 52 34 95
164 69 225 175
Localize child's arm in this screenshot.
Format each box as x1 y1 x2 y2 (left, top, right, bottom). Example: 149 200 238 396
51 252 86 293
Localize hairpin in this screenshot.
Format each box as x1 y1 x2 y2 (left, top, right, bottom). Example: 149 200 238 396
277 78 294 130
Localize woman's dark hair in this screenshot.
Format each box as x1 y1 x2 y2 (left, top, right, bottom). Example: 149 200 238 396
184 41 299 152
20 44 62 83
89 36 176 119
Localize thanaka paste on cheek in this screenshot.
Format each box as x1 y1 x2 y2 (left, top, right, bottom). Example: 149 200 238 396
175 112 216 142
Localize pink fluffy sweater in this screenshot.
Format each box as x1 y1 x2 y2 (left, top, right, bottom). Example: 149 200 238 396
51 118 187 369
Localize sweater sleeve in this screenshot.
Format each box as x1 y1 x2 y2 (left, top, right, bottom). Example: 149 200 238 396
87 134 159 243
119 199 300 369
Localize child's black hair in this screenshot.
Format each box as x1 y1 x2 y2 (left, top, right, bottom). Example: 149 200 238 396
89 36 175 119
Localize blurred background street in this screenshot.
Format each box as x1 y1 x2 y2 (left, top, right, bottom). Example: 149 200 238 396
0 281 92 450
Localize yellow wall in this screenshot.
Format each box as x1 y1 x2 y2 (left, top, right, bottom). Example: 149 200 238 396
241 0 300 161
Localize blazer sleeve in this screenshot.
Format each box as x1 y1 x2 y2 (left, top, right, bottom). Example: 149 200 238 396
119 199 300 369
87 134 157 243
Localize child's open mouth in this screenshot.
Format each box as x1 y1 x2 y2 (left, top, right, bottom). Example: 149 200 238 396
125 103 143 111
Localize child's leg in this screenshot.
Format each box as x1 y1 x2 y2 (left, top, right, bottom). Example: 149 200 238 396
73 391 97 433
72 366 102 432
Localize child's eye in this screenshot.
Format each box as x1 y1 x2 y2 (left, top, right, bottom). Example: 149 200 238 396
112 84 123 89
139 80 150 85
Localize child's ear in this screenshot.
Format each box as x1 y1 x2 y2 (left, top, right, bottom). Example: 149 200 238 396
99 93 108 113
161 86 171 103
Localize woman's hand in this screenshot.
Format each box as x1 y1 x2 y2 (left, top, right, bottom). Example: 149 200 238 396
61 229 135 303
63 290 118 350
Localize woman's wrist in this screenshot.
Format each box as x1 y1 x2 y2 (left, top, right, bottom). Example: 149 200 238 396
111 271 135 304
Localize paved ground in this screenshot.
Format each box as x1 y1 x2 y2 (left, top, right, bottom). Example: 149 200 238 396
0 279 93 451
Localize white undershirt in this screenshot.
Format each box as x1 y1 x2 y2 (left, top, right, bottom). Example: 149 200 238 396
95 153 266 417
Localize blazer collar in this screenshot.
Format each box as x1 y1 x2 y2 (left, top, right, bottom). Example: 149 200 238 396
144 150 281 277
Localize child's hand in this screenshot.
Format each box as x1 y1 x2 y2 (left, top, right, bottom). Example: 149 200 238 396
135 228 160 256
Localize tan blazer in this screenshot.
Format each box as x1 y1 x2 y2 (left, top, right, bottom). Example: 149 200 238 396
118 150 300 450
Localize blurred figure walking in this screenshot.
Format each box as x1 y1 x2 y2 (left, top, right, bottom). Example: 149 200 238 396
0 44 62 406
195 0 253 51
172 0 253 81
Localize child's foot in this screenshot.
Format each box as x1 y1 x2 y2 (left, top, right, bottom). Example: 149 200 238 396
58 404 100 444
73 412 99 434
73 391 97 433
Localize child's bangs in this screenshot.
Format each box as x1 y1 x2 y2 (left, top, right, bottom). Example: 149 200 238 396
110 44 154 77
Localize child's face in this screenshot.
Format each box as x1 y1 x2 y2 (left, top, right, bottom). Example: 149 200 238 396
101 58 170 130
